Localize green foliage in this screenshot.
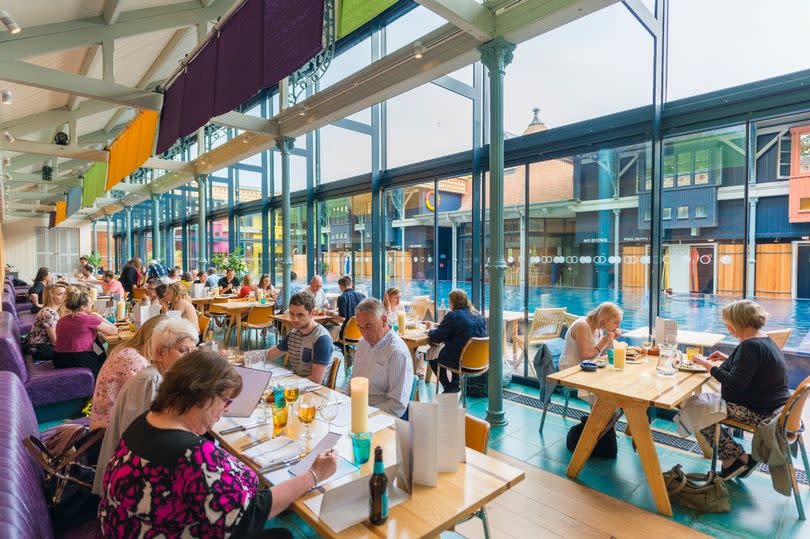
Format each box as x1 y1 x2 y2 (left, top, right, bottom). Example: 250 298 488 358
210 247 247 275
82 253 103 269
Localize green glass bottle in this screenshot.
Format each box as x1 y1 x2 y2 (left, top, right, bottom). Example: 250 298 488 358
369 446 388 525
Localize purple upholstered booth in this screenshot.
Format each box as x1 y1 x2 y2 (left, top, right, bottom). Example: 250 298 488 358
2 293 35 335
0 311 94 407
4 282 32 313
0 371 95 538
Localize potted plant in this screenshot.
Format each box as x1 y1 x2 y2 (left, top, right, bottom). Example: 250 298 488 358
82 253 103 271
211 247 247 276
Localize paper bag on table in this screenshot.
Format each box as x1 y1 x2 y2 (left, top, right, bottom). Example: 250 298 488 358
190 283 205 298
655 317 678 346
436 393 466 471
133 304 161 328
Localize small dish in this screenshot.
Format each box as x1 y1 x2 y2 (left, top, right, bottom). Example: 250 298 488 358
580 361 598 372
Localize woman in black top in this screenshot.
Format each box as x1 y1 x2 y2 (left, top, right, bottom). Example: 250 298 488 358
693 300 790 480
28 267 51 314
119 257 142 295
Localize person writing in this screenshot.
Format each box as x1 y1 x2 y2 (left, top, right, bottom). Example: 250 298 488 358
343 298 413 418
692 300 790 479
557 302 623 371
265 291 333 384
97 350 337 538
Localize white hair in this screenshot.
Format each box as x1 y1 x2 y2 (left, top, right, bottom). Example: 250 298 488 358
355 297 385 319
147 318 198 360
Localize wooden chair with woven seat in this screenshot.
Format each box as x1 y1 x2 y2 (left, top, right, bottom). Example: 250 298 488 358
198 315 212 343
562 312 581 329
338 316 363 375
241 305 276 348
436 337 489 407
441 415 492 539
766 328 792 350
512 307 567 375
325 356 342 390
710 374 810 519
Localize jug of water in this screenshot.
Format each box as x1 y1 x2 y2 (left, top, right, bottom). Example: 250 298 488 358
656 343 679 377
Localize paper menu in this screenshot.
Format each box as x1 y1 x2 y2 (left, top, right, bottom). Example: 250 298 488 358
409 401 438 487
436 394 467 472
224 366 273 417
655 317 678 346
289 432 341 476
367 413 395 433
395 418 412 495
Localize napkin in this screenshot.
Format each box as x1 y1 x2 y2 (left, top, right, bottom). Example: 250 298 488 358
243 437 305 468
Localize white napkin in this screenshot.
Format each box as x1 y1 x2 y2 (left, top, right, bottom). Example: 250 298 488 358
243 437 305 468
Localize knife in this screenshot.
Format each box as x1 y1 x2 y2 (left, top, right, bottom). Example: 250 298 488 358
259 456 302 475
241 432 284 451
220 420 270 435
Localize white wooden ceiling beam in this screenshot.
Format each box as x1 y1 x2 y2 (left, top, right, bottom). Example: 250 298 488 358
415 0 495 41
210 112 280 137
102 38 115 82
141 157 195 173
67 44 102 111
103 0 123 25
2 138 108 162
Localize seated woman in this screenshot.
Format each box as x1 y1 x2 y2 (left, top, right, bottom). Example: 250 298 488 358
557 302 623 371
156 283 199 328
383 287 402 324
692 300 790 479
89 315 167 431
28 266 52 314
427 289 488 393
256 274 277 303
24 283 66 362
237 274 253 298
54 286 118 378
97 350 337 538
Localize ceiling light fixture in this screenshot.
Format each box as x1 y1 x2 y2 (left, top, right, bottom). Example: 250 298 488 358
298 104 307 116
414 41 425 59
0 9 20 34
2 131 15 143
1 89 10 105
2 157 9 167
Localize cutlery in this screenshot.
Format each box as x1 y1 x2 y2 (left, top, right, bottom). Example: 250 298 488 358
220 420 270 435
259 455 304 474
241 432 285 451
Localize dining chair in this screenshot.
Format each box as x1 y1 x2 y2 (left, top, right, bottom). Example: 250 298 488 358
198 315 212 343
339 316 363 375
131 288 147 301
208 297 230 328
439 415 492 539
513 307 567 374
436 337 489 407
242 305 276 348
766 328 792 350
710 374 810 519
325 356 342 390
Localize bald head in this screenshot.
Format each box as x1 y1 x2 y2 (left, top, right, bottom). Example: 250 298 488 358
309 275 323 291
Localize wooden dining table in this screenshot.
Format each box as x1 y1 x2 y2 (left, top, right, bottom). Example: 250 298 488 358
100 326 136 353
213 370 524 538
547 355 711 516
271 312 343 338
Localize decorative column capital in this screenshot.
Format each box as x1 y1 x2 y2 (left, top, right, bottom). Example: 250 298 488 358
478 37 516 76
749 196 759 206
123 205 132 214
150 193 162 202
275 136 295 154
196 173 207 186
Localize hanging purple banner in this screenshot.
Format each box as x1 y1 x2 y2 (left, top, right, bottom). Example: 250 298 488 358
155 0 324 155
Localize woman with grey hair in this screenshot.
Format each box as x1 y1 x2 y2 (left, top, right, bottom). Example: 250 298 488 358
92 317 199 494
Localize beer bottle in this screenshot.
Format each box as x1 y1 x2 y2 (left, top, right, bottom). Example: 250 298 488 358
369 446 388 525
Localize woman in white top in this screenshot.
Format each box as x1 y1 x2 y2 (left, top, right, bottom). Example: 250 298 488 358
558 302 623 371
383 287 402 324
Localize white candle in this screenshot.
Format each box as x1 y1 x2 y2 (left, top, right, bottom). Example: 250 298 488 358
351 377 369 433
116 300 126 321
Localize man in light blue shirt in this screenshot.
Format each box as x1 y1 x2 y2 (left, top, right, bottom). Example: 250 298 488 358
343 298 413 418
275 271 306 310
204 268 220 288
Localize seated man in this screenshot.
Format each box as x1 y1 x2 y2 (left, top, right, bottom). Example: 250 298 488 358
265 291 333 384
275 271 306 311
217 268 240 294
205 268 220 288
343 298 413 419
146 259 168 281
101 271 125 297
305 275 330 309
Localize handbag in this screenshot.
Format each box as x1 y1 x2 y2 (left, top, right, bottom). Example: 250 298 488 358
663 464 730 513
565 415 618 458
24 426 104 532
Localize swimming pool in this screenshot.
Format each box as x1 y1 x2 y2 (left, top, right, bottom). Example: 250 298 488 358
390 280 810 352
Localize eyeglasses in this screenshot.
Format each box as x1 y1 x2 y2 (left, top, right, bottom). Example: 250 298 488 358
220 395 234 408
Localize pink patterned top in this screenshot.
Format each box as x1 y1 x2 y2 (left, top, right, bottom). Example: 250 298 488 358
89 347 150 430
98 413 272 538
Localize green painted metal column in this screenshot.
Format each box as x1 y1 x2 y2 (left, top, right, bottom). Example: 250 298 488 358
276 136 295 311
197 175 208 272
151 194 162 264
106 214 113 272
124 206 134 261
479 37 515 427
91 220 97 254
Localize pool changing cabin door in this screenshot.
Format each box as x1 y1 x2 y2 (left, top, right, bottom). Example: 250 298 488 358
796 244 810 299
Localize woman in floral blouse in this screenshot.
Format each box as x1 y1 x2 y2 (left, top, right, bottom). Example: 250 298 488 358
89 315 167 431
98 351 337 538
24 283 67 362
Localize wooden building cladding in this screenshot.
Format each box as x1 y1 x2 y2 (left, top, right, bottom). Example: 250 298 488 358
788 125 810 222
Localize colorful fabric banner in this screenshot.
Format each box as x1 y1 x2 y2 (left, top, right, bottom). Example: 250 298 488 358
65 187 82 217
155 0 325 155
337 0 396 38
106 110 159 191
52 200 67 227
81 162 108 209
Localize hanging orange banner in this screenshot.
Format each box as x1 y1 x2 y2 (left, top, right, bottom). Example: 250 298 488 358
106 110 159 191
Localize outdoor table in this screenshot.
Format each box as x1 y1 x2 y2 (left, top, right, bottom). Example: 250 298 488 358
483 309 528 361
621 326 725 353
212 370 524 538
190 294 237 313
547 355 711 516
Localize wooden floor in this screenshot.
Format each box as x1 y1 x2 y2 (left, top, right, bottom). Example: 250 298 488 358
453 451 711 539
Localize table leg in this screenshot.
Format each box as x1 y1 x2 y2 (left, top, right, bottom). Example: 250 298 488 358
224 315 235 346
566 398 618 479
624 404 673 516
236 311 243 350
512 320 518 368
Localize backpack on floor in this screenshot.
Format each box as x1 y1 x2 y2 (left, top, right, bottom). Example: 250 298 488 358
465 368 512 398
565 415 618 458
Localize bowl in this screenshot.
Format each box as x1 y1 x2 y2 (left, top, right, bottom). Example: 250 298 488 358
580 361 598 372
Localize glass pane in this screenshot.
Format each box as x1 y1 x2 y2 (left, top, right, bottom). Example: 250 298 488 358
319 197 352 290
384 185 434 301
188 224 198 270
320 37 371 90
291 205 308 282
211 218 230 258
320 125 371 183
239 213 264 276
352 193 372 294
172 227 183 271
210 176 229 210
236 168 263 204
385 5 445 54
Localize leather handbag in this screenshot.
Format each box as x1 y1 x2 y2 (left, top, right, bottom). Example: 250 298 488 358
663 464 730 513
565 415 618 458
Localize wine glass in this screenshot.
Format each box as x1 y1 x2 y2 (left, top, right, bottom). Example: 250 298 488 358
319 393 340 433
284 381 300 410
297 394 317 440
641 333 654 356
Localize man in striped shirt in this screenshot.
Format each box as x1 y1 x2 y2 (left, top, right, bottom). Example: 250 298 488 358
343 298 413 418
266 291 333 384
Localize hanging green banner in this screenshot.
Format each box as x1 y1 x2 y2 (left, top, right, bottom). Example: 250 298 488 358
337 0 397 39
81 162 108 208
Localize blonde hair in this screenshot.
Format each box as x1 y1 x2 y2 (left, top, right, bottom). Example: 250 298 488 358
124 314 167 356
448 289 476 313
586 302 623 327
166 282 188 301
64 286 90 314
42 283 67 310
147 317 199 361
722 299 767 331
383 287 400 310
